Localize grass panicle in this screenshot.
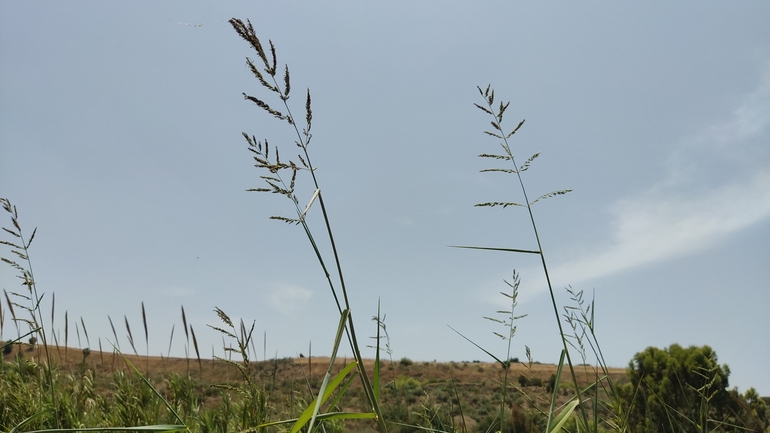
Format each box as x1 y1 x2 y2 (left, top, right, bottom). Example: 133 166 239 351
229 16 388 432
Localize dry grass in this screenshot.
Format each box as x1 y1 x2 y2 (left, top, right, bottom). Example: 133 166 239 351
2 342 627 416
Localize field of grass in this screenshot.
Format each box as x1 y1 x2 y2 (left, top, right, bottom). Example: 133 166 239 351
1 341 629 433
2 16 769 433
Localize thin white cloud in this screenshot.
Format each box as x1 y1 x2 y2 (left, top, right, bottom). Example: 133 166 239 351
267 283 313 315
705 61 770 144
532 61 770 295
552 170 770 284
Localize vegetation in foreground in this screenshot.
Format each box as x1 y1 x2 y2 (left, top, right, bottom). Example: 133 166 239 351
0 340 767 433
2 14 769 433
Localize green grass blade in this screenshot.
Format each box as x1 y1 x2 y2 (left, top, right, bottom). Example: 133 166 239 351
10 409 49 433
447 325 505 365
548 400 579 433
449 245 541 255
291 360 357 433
116 346 186 426
291 309 353 433
546 350 566 432
327 370 359 413
258 412 376 429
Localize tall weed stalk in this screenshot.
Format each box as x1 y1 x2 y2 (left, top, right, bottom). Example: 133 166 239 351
228 17 388 432
1 198 58 426
453 86 629 432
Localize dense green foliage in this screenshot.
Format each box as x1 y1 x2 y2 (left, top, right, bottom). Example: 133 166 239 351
619 344 769 433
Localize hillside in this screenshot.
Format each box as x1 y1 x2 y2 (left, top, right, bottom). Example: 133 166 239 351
3 340 628 432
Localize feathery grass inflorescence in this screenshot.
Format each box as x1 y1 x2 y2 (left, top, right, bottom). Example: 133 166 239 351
457 86 637 432
229 17 388 433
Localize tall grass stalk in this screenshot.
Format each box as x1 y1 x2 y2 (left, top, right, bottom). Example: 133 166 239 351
229 17 388 432
458 85 636 432
449 271 525 433
1 198 59 427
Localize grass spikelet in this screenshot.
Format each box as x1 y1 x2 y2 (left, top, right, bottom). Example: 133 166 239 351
229 18 269 71
167 323 175 359
478 153 511 160
108 315 121 351
518 152 540 172
181 305 190 373
80 316 90 348
269 39 277 76
529 189 574 205
75 321 81 348
243 93 287 120
246 58 277 92
213 306 234 329
4 289 18 336
506 119 525 138
125 315 138 355
475 201 524 208
305 89 312 131
283 64 291 99
142 301 149 370
190 325 202 372
50 292 55 333
65 310 69 362
181 305 189 343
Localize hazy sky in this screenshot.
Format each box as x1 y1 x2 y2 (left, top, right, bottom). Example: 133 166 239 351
2 2 769 395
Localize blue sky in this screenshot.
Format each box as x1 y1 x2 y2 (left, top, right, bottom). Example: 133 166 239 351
1 1 769 395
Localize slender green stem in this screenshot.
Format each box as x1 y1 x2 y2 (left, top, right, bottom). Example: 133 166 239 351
13 211 58 428
479 95 590 430
269 75 388 433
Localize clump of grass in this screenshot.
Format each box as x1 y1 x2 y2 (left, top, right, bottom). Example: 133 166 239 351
1 199 186 433
208 307 270 431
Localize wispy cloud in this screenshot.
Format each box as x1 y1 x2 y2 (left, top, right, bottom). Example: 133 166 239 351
491 61 770 302
546 61 770 289
705 62 770 144
267 283 313 315
551 170 770 285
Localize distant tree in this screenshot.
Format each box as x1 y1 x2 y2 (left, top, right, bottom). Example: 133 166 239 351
620 344 735 433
